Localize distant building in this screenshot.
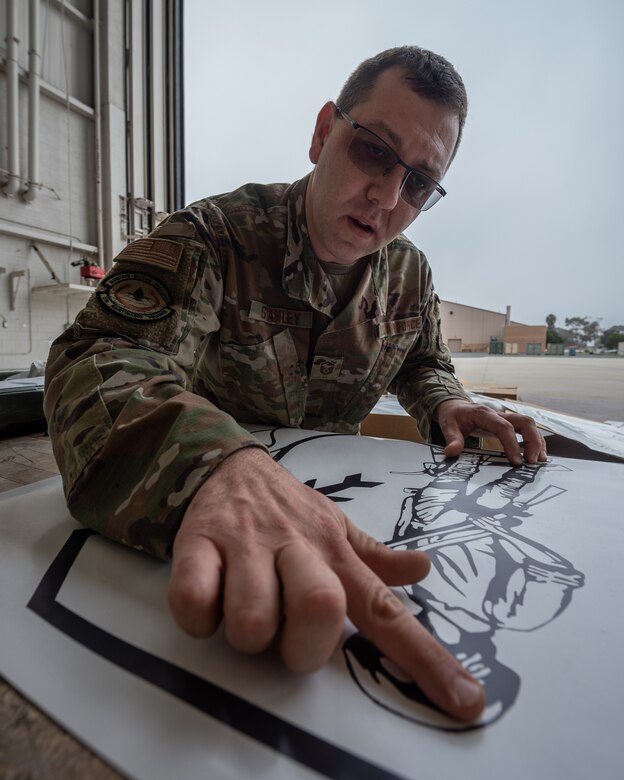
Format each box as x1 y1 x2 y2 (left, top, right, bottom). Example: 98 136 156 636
440 300 547 355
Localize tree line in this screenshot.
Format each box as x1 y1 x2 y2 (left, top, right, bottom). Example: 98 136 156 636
545 314 624 349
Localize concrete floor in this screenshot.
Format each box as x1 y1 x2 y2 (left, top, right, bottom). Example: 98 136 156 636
453 354 624 422
0 431 59 493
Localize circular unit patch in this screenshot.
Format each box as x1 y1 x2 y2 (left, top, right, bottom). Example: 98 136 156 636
97 272 174 322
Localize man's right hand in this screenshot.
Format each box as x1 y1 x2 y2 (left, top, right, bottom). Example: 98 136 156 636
167 447 485 722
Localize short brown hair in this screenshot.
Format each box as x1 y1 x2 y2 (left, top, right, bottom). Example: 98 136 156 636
336 46 468 162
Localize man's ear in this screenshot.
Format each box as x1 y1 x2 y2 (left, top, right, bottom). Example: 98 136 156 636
309 102 336 164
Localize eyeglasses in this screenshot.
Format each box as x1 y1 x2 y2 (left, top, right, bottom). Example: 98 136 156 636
335 105 447 211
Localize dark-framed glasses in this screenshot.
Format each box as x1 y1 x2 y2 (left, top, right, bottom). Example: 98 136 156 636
335 105 446 211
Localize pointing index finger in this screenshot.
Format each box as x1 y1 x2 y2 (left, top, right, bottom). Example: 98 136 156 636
334 554 486 722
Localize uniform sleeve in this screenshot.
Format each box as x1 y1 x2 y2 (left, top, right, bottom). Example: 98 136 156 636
388 266 472 442
44 208 265 560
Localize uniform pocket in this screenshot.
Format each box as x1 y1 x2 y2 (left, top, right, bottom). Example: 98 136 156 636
218 330 304 426
339 331 418 425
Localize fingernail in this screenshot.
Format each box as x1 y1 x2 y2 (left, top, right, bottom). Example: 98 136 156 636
453 676 483 710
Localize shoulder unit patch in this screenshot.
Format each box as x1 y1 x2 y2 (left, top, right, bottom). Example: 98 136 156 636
96 272 174 322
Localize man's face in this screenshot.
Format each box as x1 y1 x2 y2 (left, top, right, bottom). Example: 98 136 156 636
305 67 460 265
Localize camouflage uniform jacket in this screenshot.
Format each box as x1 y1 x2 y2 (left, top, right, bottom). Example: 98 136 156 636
45 175 470 559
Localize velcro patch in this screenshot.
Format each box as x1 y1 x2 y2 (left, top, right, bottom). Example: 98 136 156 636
248 300 313 328
151 220 197 239
378 316 422 338
96 272 174 322
115 238 183 273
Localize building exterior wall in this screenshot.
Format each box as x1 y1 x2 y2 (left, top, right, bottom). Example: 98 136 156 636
503 324 547 354
440 300 547 354
439 300 508 352
0 0 182 371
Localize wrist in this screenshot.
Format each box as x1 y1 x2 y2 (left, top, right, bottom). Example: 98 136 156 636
433 397 471 421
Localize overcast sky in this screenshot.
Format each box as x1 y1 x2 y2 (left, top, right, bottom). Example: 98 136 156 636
184 0 623 330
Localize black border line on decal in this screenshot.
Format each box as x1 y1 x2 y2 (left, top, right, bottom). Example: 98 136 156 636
27 528 409 780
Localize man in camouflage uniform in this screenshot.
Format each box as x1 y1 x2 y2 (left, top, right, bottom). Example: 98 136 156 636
44 46 546 723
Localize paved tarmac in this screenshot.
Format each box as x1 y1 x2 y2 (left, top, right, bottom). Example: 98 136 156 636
451 354 624 422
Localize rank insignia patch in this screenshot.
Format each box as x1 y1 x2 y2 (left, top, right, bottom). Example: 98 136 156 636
96 273 174 321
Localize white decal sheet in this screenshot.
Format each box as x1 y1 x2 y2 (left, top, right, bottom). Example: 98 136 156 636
1 428 622 780
497 400 624 460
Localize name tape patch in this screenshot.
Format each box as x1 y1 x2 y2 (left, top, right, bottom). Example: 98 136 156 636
378 316 422 338
248 300 313 328
97 272 174 322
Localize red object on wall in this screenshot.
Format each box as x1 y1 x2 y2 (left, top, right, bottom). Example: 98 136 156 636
80 265 106 281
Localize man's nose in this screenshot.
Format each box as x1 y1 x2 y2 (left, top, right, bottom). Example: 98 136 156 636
365 166 405 210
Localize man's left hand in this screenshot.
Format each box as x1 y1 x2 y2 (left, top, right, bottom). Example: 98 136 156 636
435 399 547 465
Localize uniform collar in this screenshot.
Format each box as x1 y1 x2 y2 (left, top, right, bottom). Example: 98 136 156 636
283 175 388 318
